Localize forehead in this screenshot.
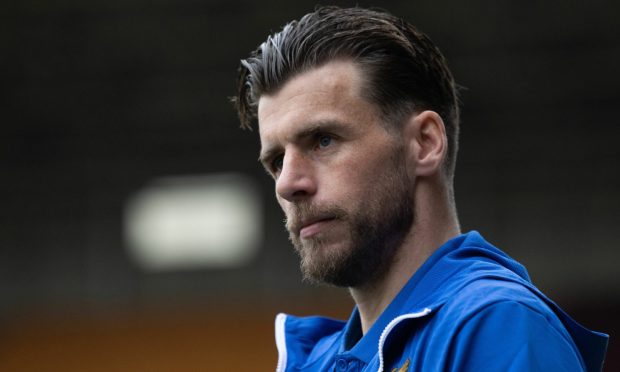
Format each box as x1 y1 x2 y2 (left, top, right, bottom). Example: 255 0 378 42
257 61 378 142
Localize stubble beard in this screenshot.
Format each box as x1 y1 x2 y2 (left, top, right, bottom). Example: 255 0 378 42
285 154 414 288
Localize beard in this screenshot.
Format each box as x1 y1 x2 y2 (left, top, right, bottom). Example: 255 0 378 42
285 151 414 288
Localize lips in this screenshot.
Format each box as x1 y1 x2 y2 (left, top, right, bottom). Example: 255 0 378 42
298 216 336 239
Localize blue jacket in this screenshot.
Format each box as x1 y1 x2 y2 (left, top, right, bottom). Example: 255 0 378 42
274 231 608 371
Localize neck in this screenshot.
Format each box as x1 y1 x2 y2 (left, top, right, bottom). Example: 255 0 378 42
349 180 460 334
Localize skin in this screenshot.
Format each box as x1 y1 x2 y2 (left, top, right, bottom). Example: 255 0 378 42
258 60 461 333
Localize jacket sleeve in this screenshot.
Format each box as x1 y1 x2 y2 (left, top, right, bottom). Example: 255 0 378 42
447 300 585 371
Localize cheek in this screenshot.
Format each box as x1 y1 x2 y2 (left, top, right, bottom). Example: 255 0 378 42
329 161 380 202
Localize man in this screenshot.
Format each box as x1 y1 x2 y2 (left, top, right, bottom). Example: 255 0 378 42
233 6 608 371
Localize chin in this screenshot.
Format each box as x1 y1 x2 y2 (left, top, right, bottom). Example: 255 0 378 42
299 241 372 287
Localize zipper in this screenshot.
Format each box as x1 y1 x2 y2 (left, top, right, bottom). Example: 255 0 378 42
377 308 432 372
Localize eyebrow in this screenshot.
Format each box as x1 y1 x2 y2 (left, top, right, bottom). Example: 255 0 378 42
258 120 350 167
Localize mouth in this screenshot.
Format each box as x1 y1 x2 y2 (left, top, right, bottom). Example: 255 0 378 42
299 216 337 239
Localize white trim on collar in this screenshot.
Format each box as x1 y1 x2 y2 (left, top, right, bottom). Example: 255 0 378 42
275 313 288 372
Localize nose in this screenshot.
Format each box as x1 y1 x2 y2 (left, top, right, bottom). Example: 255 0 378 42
275 151 317 202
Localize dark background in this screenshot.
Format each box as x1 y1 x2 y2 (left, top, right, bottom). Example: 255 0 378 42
2 0 618 370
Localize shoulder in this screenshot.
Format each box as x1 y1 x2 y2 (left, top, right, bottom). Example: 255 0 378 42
437 277 577 346
413 279 586 371
442 299 584 371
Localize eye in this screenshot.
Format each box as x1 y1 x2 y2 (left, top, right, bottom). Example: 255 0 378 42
271 155 284 173
318 134 332 148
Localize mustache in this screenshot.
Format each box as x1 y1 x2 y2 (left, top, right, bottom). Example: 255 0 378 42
285 203 348 234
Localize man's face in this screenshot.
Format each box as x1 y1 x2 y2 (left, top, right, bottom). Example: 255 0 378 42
258 61 414 287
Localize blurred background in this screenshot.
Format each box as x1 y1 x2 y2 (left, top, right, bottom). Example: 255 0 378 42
2 0 618 370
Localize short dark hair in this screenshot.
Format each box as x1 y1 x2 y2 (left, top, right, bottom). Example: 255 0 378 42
233 6 460 176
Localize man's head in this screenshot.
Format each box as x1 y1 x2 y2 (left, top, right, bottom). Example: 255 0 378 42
234 7 460 288
234 6 460 177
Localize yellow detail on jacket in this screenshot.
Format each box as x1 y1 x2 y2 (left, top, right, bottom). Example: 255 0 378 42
391 358 410 372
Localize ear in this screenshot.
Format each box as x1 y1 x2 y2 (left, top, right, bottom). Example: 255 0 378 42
403 110 448 177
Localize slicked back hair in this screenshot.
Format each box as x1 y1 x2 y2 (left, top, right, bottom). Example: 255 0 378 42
233 6 460 178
